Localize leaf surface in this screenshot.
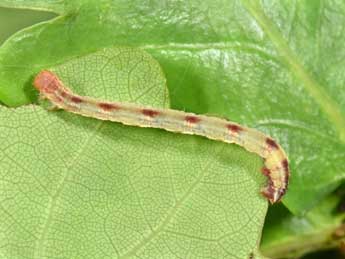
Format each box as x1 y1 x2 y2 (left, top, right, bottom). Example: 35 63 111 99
0 47 268 258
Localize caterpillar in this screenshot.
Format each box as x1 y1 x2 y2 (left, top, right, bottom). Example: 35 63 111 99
33 70 290 203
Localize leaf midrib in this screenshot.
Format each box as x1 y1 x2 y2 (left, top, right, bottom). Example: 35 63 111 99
241 0 345 143
33 119 104 258
120 146 226 258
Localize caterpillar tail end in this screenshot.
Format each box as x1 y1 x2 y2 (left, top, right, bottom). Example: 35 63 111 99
260 150 290 204
261 186 283 204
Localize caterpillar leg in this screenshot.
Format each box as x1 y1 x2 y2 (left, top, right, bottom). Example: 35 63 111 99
261 187 275 204
39 94 59 111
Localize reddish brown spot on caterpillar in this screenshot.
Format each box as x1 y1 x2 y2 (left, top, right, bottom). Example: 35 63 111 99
261 178 275 202
266 138 279 149
71 96 83 103
281 159 290 182
60 90 69 98
226 124 243 133
261 189 274 202
142 109 160 117
98 102 118 111
261 167 270 176
282 159 289 171
185 116 200 124
34 70 60 94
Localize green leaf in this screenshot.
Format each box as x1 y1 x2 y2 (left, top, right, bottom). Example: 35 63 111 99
0 0 344 216
0 47 268 258
261 194 345 258
0 0 64 13
0 7 56 45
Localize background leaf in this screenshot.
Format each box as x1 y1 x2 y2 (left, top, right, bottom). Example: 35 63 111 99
0 47 268 258
261 194 345 258
0 0 63 13
0 7 55 46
